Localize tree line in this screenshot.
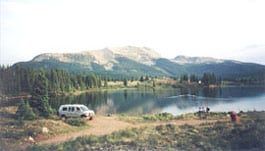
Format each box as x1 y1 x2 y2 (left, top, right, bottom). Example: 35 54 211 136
180 73 221 85
0 66 102 96
0 66 103 120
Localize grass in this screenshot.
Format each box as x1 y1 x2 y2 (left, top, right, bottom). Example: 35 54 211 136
2 108 265 150
64 118 87 126
119 112 228 123
176 112 229 120
27 111 265 151
118 112 176 123
0 114 90 150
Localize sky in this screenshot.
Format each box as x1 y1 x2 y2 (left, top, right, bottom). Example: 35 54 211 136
1 0 265 65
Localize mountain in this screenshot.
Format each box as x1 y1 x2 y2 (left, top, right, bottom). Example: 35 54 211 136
15 46 165 77
31 46 160 68
164 56 265 79
173 56 225 64
13 46 265 80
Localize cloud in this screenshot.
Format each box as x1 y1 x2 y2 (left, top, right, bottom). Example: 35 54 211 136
242 44 265 51
228 45 265 65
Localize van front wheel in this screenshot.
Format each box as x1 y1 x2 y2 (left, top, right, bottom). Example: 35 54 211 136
61 115 66 120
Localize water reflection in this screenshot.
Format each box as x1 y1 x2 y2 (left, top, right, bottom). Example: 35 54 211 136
49 87 265 115
202 87 218 97
162 94 265 115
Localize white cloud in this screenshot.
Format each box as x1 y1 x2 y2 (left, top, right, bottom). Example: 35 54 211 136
227 45 265 65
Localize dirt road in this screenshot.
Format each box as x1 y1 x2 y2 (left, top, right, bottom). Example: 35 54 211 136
39 115 224 145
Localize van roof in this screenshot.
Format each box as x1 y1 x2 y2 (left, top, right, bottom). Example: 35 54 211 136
60 104 86 107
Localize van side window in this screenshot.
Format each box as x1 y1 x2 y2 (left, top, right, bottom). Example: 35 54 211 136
62 107 67 111
76 107 80 111
71 107 75 112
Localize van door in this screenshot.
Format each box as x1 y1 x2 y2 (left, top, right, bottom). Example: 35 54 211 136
67 106 75 117
75 107 82 117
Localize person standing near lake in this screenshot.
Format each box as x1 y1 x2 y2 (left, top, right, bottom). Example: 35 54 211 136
202 106 206 113
199 106 205 113
230 111 239 122
199 106 202 113
206 107 210 113
199 106 205 119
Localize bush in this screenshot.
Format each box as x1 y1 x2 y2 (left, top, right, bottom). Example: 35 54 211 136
16 100 36 120
143 113 175 121
65 118 86 126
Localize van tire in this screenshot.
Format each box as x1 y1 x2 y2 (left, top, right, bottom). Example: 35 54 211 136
89 116 93 120
61 115 66 120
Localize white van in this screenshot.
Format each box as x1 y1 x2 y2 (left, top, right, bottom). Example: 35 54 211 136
58 104 95 120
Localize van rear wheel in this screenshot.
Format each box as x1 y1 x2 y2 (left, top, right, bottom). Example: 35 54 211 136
81 115 87 118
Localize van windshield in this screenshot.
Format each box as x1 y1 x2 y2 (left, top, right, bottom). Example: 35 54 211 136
80 106 89 111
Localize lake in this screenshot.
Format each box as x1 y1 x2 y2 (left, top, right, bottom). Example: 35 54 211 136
50 86 265 115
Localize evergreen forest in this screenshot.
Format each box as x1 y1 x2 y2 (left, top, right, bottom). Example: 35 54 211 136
0 66 102 96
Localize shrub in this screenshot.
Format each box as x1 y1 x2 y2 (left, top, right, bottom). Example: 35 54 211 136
16 100 36 120
120 128 138 138
143 113 175 121
65 118 86 126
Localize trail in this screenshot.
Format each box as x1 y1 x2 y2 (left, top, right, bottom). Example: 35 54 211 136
39 115 226 145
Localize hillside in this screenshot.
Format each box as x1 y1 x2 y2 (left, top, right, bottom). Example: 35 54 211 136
13 46 265 80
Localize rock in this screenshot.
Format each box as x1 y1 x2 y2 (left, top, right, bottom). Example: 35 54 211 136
28 136 35 143
42 127 49 133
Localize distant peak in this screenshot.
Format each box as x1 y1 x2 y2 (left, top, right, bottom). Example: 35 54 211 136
81 46 161 58
173 55 224 64
109 46 160 57
107 46 161 65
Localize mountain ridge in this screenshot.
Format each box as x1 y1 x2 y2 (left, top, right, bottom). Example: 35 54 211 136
172 55 225 64
14 46 265 80
31 46 160 69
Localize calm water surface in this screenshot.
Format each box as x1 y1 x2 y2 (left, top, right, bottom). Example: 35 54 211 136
50 86 265 115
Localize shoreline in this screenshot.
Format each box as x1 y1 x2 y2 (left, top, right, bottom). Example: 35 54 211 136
1 84 264 101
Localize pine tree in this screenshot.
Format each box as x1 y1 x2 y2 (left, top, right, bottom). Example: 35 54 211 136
180 74 189 82
201 73 217 85
140 76 144 82
30 72 52 117
50 69 60 93
103 77 108 87
153 80 156 88
190 74 198 82
145 76 149 81
16 100 36 120
123 79 128 86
